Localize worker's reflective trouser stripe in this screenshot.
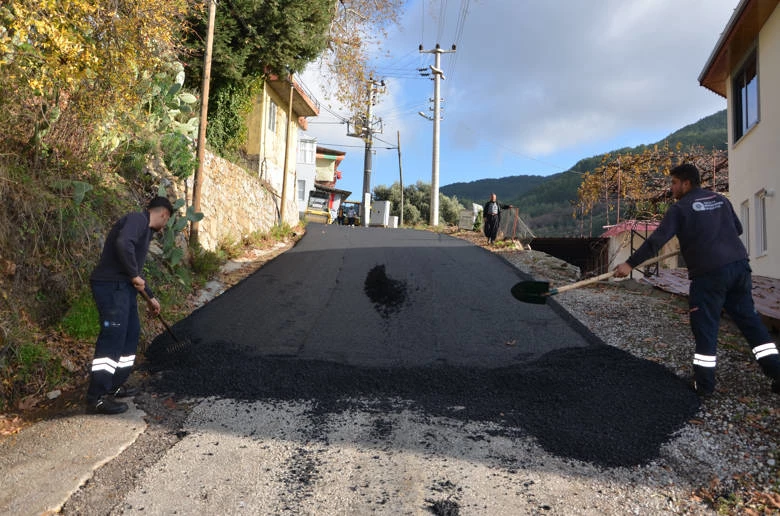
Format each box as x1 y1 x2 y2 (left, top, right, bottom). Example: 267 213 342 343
88 281 140 400
693 354 717 368
753 343 778 360
117 354 136 369
92 357 118 374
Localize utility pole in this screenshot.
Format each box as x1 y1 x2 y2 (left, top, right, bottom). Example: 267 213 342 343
191 0 216 247
397 130 404 227
362 79 374 205
419 44 456 227
362 78 384 201
279 78 294 225
347 77 384 223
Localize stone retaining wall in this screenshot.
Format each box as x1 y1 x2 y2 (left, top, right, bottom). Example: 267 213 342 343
183 151 298 251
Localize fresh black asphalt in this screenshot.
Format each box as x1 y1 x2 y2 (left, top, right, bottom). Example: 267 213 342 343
146 225 700 467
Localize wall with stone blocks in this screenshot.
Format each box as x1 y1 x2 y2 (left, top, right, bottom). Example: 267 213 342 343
184 151 298 251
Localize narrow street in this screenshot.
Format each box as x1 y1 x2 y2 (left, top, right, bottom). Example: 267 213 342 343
66 226 700 514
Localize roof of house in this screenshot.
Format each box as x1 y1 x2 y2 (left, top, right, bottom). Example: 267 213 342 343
699 0 780 97
316 146 346 158
314 182 351 198
601 220 660 238
266 75 320 117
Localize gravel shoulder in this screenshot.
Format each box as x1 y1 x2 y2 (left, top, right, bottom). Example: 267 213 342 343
490 240 780 514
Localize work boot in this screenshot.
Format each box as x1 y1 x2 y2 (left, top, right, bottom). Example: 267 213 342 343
688 377 714 397
112 385 139 398
86 395 128 415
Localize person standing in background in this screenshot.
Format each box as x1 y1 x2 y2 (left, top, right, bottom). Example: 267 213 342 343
483 193 501 245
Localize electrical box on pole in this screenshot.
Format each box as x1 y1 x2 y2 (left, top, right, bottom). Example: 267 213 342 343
346 77 386 221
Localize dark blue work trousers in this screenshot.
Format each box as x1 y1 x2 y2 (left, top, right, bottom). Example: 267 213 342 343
689 259 780 393
87 280 140 401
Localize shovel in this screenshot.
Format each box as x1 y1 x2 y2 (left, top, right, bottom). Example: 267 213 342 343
511 251 679 304
138 288 187 352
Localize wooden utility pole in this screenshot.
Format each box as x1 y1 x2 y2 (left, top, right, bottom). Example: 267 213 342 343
397 130 404 227
191 0 216 247
280 79 294 225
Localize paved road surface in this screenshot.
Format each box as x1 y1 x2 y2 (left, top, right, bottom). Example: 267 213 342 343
68 226 699 514
158 224 589 368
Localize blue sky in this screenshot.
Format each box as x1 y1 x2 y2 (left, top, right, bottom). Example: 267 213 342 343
301 0 737 201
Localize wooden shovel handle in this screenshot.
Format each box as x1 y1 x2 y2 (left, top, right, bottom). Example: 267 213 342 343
137 287 180 342
552 251 679 295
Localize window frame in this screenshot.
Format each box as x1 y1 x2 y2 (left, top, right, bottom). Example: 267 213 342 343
267 100 278 133
740 200 750 255
298 140 315 164
755 189 768 256
732 48 759 142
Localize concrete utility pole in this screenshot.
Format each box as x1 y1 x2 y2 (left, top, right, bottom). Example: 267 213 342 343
419 44 455 227
361 78 385 199
397 130 404 227
347 77 384 223
191 0 217 247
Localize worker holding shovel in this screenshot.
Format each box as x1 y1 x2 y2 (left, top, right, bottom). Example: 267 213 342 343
85 196 174 414
614 164 780 396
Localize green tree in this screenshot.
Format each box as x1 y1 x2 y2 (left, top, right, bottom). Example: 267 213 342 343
184 0 333 92
181 1 405 153
374 180 463 226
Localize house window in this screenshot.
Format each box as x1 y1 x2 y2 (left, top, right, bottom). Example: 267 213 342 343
267 100 277 133
740 200 750 254
733 49 758 141
755 190 768 255
298 140 315 164
306 142 315 164
297 179 306 203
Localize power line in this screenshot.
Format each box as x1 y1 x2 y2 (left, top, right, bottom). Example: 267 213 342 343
437 0 449 43
317 142 397 150
448 0 471 84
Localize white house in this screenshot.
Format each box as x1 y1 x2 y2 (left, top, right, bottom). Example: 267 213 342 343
296 134 317 219
699 0 780 279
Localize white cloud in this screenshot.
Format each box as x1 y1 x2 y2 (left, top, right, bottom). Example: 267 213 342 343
294 1 738 190
427 0 735 157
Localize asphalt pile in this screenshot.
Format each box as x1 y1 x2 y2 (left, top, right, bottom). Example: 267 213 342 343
364 264 408 318
145 336 699 467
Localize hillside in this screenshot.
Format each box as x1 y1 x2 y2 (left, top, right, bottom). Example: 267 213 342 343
439 175 548 206
442 109 727 237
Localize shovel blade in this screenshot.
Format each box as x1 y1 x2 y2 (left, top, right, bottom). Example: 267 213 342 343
511 280 550 304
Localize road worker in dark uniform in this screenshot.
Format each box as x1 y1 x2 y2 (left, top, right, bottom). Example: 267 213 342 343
86 196 174 414
614 164 780 396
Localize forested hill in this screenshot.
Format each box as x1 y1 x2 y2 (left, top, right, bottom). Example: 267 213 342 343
438 175 548 206
441 109 726 236
570 109 727 174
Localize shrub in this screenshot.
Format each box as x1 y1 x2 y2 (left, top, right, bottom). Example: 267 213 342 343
191 245 226 279
60 292 99 340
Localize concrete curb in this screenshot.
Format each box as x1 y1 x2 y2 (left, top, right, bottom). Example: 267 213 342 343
0 402 146 516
